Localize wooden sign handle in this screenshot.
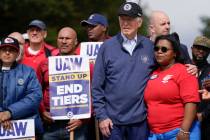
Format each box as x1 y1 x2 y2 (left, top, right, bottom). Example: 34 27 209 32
70 130 74 140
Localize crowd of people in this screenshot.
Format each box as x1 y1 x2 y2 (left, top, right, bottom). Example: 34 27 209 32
1 1 210 140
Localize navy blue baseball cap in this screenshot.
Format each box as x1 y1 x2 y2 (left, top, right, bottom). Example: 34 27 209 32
0 37 20 51
118 2 143 18
81 13 108 27
28 19 46 30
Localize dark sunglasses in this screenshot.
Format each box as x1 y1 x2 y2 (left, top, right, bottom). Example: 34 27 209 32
86 24 98 29
154 46 173 53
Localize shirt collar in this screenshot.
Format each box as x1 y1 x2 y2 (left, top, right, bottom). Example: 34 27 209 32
121 32 137 42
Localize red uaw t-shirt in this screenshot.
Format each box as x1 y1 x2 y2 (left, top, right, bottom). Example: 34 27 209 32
144 63 200 133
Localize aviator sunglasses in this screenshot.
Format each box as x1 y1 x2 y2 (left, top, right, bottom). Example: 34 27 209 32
154 46 173 53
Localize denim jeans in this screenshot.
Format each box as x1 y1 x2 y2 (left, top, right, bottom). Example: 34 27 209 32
103 121 148 140
148 121 200 140
42 120 88 140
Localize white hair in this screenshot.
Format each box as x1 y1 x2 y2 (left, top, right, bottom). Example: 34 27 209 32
136 17 142 22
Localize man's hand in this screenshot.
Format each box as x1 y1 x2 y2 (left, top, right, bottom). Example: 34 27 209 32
1 120 12 130
0 111 11 123
176 131 189 140
199 89 210 100
66 119 83 132
99 118 113 138
41 111 54 124
185 64 197 76
202 79 210 90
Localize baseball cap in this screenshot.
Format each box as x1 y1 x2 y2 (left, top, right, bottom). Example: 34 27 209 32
193 36 210 48
28 19 46 30
81 13 108 27
118 2 143 18
0 37 20 51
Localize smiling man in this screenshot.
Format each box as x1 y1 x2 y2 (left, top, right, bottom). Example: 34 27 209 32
191 36 210 140
21 19 58 73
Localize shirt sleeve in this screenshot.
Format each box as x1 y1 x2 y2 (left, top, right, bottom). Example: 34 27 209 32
91 44 109 121
36 60 47 113
177 67 200 103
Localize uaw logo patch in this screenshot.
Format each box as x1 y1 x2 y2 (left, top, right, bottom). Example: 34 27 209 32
4 37 14 43
150 74 158 80
17 78 24 86
67 111 74 119
123 3 132 11
140 55 149 64
161 75 173 83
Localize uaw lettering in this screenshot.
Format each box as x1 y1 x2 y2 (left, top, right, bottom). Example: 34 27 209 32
0 119 35 139
56 57 82 71
49 56 89 75
49 55 91 120
80 42 103 63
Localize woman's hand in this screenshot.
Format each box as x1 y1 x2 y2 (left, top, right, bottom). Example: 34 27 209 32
176 130 189 140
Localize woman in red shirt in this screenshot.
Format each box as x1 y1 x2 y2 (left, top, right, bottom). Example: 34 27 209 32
144 33 200 140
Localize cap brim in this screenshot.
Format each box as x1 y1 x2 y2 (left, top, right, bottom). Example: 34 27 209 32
80 20 97 27
118 13 138 18
193 44 209 48
27 25 45 30
0 44 19 51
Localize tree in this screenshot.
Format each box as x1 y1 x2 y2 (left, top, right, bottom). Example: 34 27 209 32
0 0 149 45
200 16 210 38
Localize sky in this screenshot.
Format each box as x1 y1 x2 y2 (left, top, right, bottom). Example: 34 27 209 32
139 0 210 55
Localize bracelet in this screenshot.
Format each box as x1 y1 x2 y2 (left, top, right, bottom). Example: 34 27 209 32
179 128 190 135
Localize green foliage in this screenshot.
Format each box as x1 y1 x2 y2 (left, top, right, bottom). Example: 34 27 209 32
200 16 210 38
0 0 149 46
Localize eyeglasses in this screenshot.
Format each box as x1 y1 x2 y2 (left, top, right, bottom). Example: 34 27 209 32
154 46 173 53
86 24 98 29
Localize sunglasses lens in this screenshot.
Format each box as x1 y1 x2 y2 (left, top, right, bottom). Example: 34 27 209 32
194 45 210 51
154 46 170 53
154 47 159 52
161 47 168 53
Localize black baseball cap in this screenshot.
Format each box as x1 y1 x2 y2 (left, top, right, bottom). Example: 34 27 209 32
118 2 143 18
0 37 20 51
